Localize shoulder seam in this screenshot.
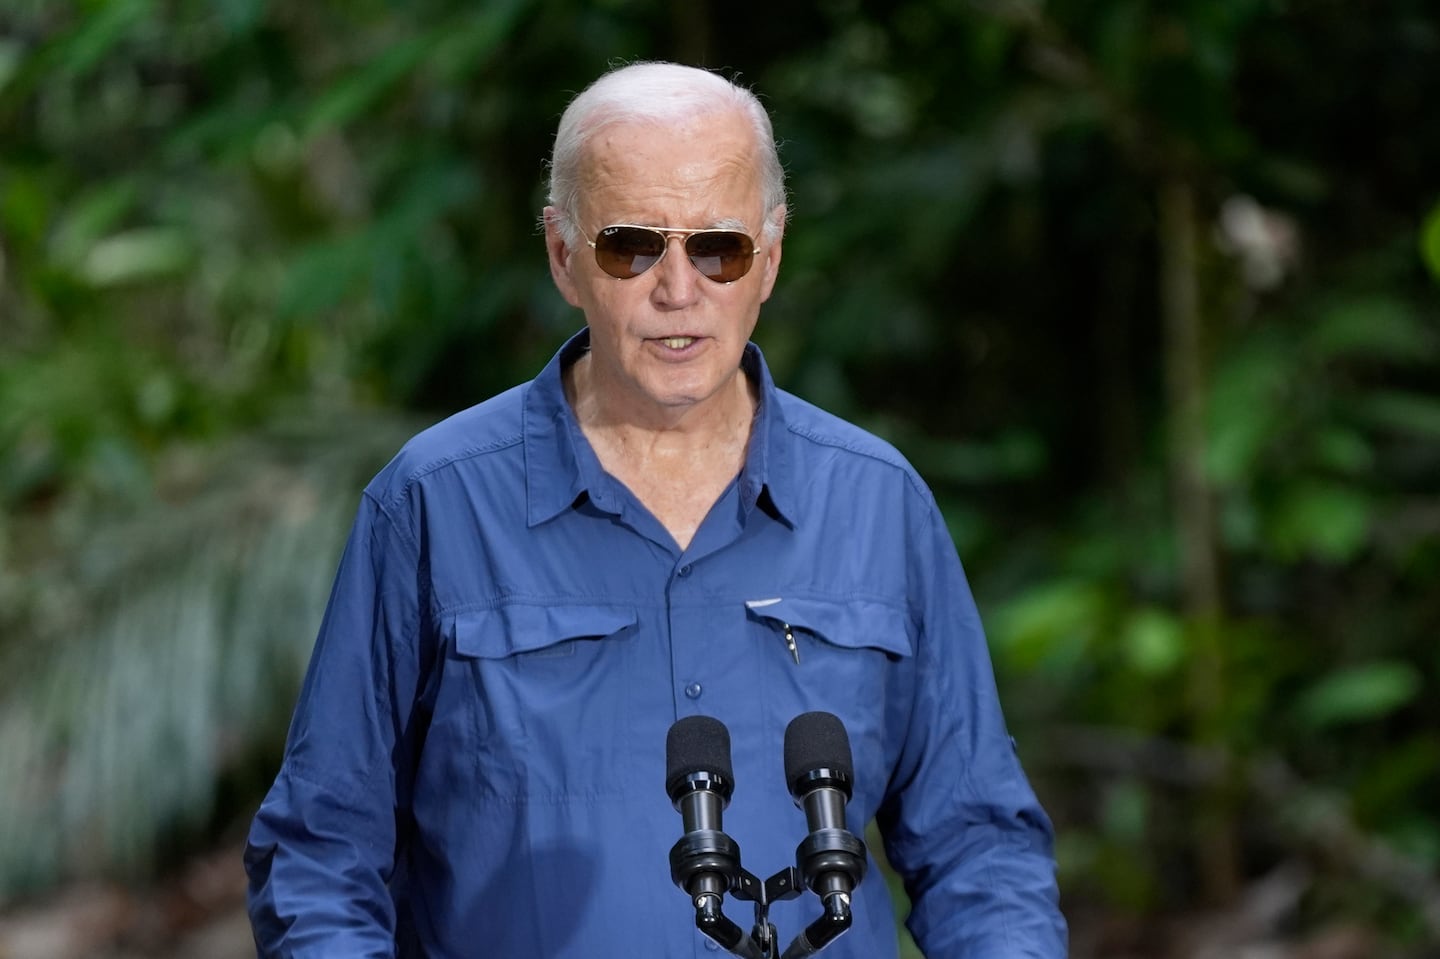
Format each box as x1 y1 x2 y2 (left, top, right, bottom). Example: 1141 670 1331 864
785 421 932 500
402 432 523 486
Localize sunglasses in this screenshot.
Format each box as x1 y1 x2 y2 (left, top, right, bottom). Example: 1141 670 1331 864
587 224 761 283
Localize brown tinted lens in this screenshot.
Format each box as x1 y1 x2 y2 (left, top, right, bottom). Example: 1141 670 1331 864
685 231 756 282
594 226 666 278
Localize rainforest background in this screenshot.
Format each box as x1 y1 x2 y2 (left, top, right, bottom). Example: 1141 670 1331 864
2 1 1440 956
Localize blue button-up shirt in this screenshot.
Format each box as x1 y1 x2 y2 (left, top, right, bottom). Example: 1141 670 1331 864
245 330 1066 958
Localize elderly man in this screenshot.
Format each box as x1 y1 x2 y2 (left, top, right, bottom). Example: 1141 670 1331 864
245 61 1067 958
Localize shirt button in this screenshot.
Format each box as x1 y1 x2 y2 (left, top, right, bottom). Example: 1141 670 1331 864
684 682 703 699
703 937 720 951
678 564 693 577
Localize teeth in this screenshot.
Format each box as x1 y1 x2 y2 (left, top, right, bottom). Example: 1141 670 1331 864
660 337 694 349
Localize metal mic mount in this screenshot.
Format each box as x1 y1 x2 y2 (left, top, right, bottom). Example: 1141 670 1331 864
668 828 806 959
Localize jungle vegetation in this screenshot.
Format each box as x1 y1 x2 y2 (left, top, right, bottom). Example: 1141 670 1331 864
2 1 1439 955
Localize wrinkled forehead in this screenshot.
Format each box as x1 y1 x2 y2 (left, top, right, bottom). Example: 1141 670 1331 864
576 113 765 227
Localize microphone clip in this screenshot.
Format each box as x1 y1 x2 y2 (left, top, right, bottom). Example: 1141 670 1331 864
669 831 807 959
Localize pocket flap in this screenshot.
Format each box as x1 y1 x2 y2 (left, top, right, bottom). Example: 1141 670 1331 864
743 597 912 659
451 604 638 659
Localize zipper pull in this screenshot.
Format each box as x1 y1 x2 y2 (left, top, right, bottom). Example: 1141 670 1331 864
783 623 800 664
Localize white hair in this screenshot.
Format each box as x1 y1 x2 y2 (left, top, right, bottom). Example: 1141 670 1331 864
545 61 788 249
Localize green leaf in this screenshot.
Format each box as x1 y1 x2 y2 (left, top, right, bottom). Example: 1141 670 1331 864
1358 391 1440 440
992 580 1106 673
42 0 152 80
80 228 192 286
427 0 541 84
278 160 480 318
0 37 23 95
1422 202 1440 284
903 429 1047 485
1309 296 1437 363
1206 337 1288 483
211 0 267 33
1296 661 1423 729
50 180 142 266
1100 778 1149 845
300 35 431 139
0 166 54 249
1121 607 1186 677
1311 427 1375 476
1266 482 1373 563
278 232 373 318
1095 1 1146 94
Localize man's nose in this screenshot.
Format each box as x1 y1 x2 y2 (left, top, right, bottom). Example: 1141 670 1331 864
650 235 701 306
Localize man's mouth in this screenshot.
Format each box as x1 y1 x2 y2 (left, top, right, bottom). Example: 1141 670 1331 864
658 336 696 349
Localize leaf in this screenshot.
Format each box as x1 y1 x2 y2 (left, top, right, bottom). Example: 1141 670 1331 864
1121 607 1186 677
211 0 267 34
1309 296 1437 363
278 160 480 318
0 165 54 249
40 0 152 80
992 580 1106 673
300 35 431 140
1101 778 1149 845
426 0 540 84
1422 202 1440 284
1266 482 1373 563
0 37 22 96
904 429 1047 485
1094 1 1146 94
50 179 142 266
1311 427 1374 475
1206 336 1289 483
80 228 192 286
1295 661 1422 729
278 232 373 318
1358 391 1440 440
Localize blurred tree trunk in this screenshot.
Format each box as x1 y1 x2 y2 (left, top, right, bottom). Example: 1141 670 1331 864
1159 175 1237 902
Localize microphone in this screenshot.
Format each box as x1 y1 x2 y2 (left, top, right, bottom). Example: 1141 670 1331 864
781 711 867 958
666 716 760 959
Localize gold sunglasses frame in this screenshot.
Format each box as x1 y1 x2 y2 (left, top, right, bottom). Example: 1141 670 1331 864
586 224 763 283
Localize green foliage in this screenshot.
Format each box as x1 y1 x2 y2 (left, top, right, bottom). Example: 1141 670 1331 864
2 0 1439 950
0 416 418 895
1423 203 1440 283
1295 662 1424 730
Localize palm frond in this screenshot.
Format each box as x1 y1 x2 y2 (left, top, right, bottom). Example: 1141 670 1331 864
0 412 423 901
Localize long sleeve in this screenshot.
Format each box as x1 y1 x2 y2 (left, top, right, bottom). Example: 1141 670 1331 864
238 339 1069 958
244 492 426 958
877 495 1067 958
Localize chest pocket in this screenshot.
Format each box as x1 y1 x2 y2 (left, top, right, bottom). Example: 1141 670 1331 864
437 603 639 799
744 596 914 816
744 596 912 663
454 603 638 659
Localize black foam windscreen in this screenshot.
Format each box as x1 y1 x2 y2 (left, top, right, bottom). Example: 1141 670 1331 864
783 711 854 789
665 715 734 798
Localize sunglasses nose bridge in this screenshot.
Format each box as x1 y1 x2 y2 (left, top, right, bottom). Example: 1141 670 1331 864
651 231 704 289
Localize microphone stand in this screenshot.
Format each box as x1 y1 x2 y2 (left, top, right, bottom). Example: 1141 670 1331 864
670 824 807 959
731 864 806 959
672 850 860 959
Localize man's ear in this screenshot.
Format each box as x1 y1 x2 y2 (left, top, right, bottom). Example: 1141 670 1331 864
543 206 582 308
757 204 786 303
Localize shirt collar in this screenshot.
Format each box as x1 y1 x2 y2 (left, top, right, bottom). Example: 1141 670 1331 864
523 329 797 529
